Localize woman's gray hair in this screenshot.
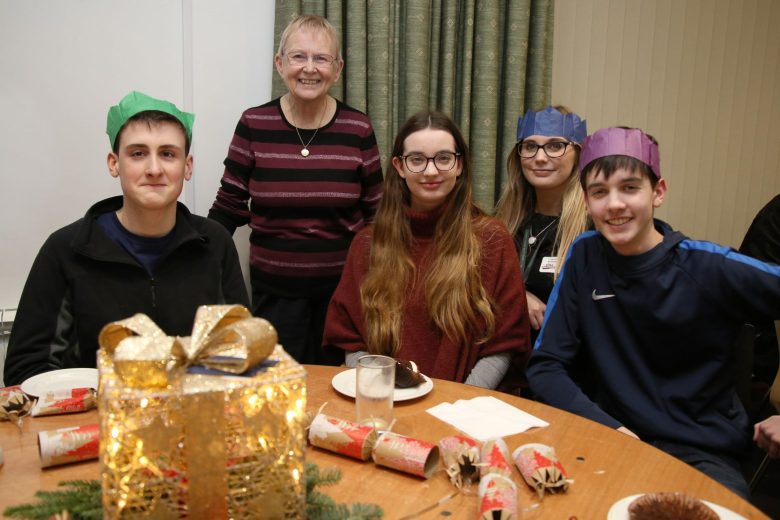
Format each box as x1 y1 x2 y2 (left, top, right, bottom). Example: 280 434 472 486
277 14 342 61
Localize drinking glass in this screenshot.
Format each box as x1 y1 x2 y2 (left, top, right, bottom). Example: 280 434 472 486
356 355 395 430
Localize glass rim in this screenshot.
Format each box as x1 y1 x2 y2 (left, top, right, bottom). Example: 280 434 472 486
356 354 396 367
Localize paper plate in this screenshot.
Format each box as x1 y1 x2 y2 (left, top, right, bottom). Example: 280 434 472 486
607 494 747 520
20 368 99 398
331 368 433 402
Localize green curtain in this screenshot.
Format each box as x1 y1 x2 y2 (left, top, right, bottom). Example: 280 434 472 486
273 0 553 210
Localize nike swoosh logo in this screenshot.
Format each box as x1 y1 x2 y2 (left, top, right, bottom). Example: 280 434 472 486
592 290 616 301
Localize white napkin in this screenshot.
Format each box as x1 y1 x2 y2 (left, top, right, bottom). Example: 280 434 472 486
426 396 549 442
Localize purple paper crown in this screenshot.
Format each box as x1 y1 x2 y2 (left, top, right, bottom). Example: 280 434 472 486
516 107 587 143
579 127 661 178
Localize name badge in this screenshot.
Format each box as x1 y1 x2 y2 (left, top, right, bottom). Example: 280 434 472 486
539 256 557 273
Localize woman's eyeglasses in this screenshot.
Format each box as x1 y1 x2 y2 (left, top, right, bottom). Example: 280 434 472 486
399 152 461 173
517 140 575 159
285 52 337 68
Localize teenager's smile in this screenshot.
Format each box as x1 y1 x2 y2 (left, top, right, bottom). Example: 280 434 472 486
584 167 667 256
419 180 444 189
528 168 558 179
606 216 632 226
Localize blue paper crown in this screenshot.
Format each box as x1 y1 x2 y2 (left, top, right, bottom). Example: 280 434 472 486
516 107 587 144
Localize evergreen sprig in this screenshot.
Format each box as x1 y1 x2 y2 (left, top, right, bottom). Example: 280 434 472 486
3 480 102 520
305 463 384 519
3 464 383 520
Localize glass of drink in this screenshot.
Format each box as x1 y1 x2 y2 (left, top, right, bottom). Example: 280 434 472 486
356 355 395 430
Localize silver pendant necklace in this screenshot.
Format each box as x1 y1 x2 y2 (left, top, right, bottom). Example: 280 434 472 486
287 96 329 157
295 127 317 157
528 217 558 246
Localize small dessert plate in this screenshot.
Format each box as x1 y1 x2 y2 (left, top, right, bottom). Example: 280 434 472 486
20 368 99 398
331 368 433 402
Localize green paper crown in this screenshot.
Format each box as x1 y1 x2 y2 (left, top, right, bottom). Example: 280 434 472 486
106 91 194 148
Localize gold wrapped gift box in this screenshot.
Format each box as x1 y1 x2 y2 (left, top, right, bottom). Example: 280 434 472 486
97 305 306 519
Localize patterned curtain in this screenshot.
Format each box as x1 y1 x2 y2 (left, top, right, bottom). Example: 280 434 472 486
273 0 553 210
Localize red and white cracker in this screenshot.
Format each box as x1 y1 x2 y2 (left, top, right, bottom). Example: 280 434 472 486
31 387 97 417
372 431 440 479
480 437 513 478
38 423 99 468
512 442 570 497
438 435 480 488
478 472 517 519
308 413 378 461
0 385 33 425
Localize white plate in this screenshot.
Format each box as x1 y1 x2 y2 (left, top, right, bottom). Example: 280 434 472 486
20 368 99 398
607 494 747 520
331 368 433 402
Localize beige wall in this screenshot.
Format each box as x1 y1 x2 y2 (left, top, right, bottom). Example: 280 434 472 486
552 0 780 247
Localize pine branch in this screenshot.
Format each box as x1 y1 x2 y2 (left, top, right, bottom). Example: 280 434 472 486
4 466 383 519
4 480 101 520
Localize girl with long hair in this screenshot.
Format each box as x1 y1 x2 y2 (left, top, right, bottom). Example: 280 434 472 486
495 106 589 335
324 110 530 388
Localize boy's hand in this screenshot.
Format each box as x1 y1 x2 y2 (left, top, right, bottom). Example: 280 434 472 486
617 426 640 440
526 291 547 330
754 415 780 458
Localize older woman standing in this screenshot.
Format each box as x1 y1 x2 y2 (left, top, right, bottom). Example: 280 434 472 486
209 15 384 365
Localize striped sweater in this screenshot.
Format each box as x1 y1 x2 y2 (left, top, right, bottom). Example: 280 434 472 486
209 98 384 298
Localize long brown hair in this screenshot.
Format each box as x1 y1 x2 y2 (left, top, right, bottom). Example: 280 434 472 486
494 105 589 277
360 110 495 355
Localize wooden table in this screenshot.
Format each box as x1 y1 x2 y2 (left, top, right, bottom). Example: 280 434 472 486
0 365 769 519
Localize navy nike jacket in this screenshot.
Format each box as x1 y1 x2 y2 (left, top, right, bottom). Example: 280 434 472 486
527 220 780 455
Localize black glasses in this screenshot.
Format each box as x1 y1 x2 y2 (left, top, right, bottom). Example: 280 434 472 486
399 152 461 173
517 140 575 159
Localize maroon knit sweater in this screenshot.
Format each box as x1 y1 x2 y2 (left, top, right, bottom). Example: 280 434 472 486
324 207 531 383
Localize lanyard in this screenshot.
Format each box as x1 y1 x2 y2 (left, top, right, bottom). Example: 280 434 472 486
519 225 543 283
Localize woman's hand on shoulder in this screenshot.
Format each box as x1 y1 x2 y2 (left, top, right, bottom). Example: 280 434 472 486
526 291 547 330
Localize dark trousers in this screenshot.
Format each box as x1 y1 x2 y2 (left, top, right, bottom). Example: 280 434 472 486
650 439 750 499
252 292 341 366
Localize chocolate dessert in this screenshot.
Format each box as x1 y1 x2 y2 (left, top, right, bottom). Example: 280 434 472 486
628 492 718 520
395 359 426 388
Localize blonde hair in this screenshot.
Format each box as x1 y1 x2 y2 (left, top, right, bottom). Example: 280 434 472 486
277 14 342 60
494 105 589 277
360 111 495 355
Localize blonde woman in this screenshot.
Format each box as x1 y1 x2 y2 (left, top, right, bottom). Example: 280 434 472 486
324 111 530 388
495 106 588 335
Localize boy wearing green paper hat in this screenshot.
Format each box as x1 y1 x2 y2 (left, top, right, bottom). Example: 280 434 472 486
4 92 250 386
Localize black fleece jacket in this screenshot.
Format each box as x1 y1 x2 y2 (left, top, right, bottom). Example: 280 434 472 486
4 196 249 386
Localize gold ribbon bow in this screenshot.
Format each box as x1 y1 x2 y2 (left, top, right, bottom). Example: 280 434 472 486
98 304 277 388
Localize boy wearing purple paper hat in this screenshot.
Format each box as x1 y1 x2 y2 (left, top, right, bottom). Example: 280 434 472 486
527 126 780 497
4 91 249 387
